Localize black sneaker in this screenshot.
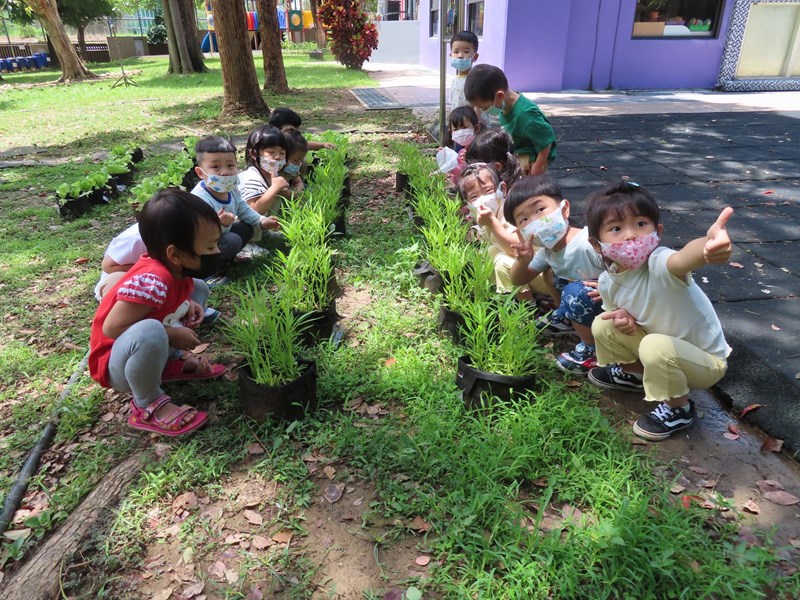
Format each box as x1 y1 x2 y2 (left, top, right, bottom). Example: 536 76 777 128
588 364 644 392
534 315 575 337
633 401 696 441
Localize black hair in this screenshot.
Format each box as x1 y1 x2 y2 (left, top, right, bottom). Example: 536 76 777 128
244 125 287 168
450 30 478 51
284 128 309 159
503 175 564 226
464 64 508 103
268 107 302 130
456 162 500 202
195 136 236 167
585 180 662 242
466 129 523 190
444 105 479 149
139 188 220 264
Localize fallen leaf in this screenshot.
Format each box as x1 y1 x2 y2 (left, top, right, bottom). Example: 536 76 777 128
154 443 172 458
2 528 31 541
763 491 800 506
152 589 174 600
771 324 781 331
353 497 363 506
252 535 270 550
566 379 582 388
754 262 764 268
681 495 705 509
723 432 740 441
323 465 336 480
728 261 744 269
247 442 265 455
226 569 238 584
415 555 431 566
244 509 263 525
182 581 205 598
323 483 345 503
410 516 431 532
405 587 423 600
740 403 763 418
669 484 685 494
687 466 708 475
191 343 210 354
738 526 759 546
697 479 717 489
246 586 264 600
384 357 396 367
172 491 198 511
599 165 608 171
271 529 293 544
100 411 115 422
182 546 194 565
763 190 774 195
756 480 785 494
382 590 404 600
761 437 784 453
742 500 760 514
73 257 90 264
789 538 800 549
727 423 739 435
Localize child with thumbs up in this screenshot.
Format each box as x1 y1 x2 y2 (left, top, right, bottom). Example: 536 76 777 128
584 180 733 441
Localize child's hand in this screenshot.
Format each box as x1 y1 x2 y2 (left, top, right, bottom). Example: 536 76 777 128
182 300 204 329
321 142 336 149
511 229 535 262
530 161 546 176
601 308 638 336
476 205 494 227
704 207 733 264
583 280 602 303
260 216 280 230
270 176 290 192
217 208 235 227
168 326 201 351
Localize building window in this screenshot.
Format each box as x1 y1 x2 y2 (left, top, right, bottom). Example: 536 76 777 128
632 0 725 38
430 0 459 38
467 0 484 37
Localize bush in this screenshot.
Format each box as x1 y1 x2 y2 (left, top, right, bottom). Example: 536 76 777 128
147 10 167 45
318 0 378 70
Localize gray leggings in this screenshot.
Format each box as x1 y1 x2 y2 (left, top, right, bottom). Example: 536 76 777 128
106 281 210 408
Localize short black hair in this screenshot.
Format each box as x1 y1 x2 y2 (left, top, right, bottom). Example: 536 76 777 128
464 64 508 103
244 125 287 168
269 107 302 130
445 105 479 148
284 129 309 159
503 175 564 226
139 188 220 264
450 30 478 51
466 129 523 190
195 136 237 167
585 180 662 242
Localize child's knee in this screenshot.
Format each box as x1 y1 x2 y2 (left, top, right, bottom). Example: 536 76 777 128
592 315 616 340
560 282 602 325
638 334 674 367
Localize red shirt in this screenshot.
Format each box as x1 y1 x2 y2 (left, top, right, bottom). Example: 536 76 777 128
89 255 194 388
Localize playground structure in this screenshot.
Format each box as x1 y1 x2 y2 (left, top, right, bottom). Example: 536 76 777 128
201 2 317 53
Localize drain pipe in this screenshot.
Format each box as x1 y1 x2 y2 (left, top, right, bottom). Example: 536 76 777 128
0 349 90 537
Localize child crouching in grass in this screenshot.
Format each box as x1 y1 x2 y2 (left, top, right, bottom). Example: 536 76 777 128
89 189 227 437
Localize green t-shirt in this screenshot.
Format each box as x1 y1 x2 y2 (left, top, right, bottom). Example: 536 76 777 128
500 94 557 164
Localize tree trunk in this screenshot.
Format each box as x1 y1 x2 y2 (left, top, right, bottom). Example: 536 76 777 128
178 0 207 72
256 0 288 94
161 0 181 74
309 0 325 48
168 0 193 72
0 454 145 600
162 0 206 74
23 0 95 82
213 0 269 117
76 24 87 62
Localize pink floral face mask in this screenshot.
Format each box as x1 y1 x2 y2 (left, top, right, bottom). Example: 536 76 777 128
599 231 660 270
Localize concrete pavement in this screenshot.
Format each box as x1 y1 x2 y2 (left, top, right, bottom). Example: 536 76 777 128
361 62 800 451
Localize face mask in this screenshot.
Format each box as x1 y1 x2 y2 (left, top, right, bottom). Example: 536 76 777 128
450 56 473 71
485 97 505 117
524 200 568 249
283 162 302 177
201 170 239 194
468 192 499 220
451 128 475 147
181 252 221 279
599 231 660 270
259 156 286 176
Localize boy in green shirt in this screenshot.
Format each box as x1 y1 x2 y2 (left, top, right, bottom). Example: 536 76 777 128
464 64 557 175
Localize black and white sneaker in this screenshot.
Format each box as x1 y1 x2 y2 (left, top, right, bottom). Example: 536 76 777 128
633 401 696 441
534 315 575 337
587 364 644 392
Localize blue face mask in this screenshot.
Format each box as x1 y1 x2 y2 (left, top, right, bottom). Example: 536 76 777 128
485 99 505 117
283 162 302 177
450 57 473 72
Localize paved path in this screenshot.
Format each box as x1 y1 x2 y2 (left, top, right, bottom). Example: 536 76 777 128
362 62 800 450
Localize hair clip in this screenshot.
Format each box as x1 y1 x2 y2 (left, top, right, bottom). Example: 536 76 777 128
620 176 640 187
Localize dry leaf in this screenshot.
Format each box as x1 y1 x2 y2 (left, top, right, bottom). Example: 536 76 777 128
152 589 174 600
415 555 431 566
742 500 760 514
723 432 740 441
754 262 764 268
698 479 717 489
383 590 404 600
353 497 363 506
763 190 774 195
771 324 781 331
728 262 744 269
727 423 739 435
323 483 345 503
246 586 264 600
271 529 293 544
740 403 763 418
384 357 396 367
669 484 685 494
252 535 270 550
225 569 239 584
100 412 115 422
756 480 784 493
681 495 704 509
244 510 263 525
761 437 784 453
182 581 205 598
410 516 431 532
172 492 198 511
687 466 708 475
763 490 800 506
323 465 337 480
566 379 582 388
73 257 90 264
738 526 759 546
247 442 265 455
191 343 210 354
2 528 31 541
154 443 172 458
789 538 800 549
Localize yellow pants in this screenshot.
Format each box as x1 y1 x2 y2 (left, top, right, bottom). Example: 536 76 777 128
592 317 727 402
489 246 552 296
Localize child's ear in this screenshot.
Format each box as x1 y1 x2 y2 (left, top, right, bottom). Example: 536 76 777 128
562 199 571 219
500 181 507 196
657 223 664 237
494 161 503 173
165 243 184 268
472 52 479 63
194 165 205 179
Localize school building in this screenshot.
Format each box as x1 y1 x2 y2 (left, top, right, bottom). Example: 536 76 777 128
404 0 800 91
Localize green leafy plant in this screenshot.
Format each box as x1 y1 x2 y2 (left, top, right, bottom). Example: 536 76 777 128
442 244 495 315
318 0 378 70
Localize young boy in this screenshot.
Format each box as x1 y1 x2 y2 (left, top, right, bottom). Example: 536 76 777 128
269 107 336 151
464 64 557 176
448 31 479 113
190 136 278 285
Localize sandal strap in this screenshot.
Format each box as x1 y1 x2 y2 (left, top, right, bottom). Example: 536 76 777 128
151 404 197 431
141 394 173 421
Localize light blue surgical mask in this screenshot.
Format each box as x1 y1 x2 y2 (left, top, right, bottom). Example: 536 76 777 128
485 100 505 118
450 57 473 72
283 162 302 177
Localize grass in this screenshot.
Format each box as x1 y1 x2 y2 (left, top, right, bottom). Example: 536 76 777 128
1 53 798 598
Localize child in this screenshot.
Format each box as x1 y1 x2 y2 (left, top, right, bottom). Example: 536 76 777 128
89 189 227 437
445 106 481 184
191 136 278 283
280 128 309 194
448 30 479 113
238 125 290 215
507 176 604 375
465 129 524 192
585 181 733 441
269 107 335 151
464 64 557 176
457 163 555 304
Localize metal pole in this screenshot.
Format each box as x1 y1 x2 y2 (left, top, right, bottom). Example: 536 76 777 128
2 16 12 45
137 9 144 36
438 0 447 145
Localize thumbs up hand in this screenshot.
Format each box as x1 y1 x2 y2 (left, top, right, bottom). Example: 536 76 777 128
704 207 733 264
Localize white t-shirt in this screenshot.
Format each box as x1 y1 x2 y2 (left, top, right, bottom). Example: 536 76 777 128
238 165 282 216
94 223 146 301
599 246 731 360
448 74 468 112
528 227 604 282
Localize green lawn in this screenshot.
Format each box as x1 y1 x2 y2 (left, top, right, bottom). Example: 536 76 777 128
0 54 798 599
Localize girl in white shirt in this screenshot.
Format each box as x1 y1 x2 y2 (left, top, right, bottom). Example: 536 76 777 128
585 180 733 441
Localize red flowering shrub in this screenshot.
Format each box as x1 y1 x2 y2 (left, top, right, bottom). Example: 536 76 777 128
318 1 378 70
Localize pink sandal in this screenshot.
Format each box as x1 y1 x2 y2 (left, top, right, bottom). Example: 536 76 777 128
127 396 208 437
161 356 227 383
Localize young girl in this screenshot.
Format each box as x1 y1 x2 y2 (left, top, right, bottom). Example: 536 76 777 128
507 176 605 375
466 129 524 192
445 106 481 185
238 125 290 215
269 107 336 151
585 181 733 441
89 189 227 437
280 128 309 193
457 163 556 306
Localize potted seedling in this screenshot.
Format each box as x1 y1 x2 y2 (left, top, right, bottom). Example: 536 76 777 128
395 142 418 199
56 181 91 218
438 245 495 343
227 283 316 422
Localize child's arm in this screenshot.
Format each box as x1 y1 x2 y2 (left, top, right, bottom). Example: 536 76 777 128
476 206 518 255
248 176 289 214
667 207 733 278
101 256 134 273
530 144 551 175
509 230 543 286
103 300 200 349
309 141 335 151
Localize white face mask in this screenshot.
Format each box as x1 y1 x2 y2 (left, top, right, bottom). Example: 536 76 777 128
600 231 660 270
522 200 568 249
259 156 286 176
468 188 502 220
200 169 239 194
451 128 475 147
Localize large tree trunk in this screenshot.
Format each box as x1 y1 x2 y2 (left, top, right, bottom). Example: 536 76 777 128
255 0 288 94
161 0 181 73
23 0 95 82
179 0 207 72
162 0 206 74
168 0 192 72
76 24 87 62
309 0 325 48
213 0 269 117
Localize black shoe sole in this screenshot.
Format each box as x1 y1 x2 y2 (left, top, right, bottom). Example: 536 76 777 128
587 371 644 393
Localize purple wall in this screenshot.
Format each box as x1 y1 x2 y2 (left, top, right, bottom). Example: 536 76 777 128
419 0 735 91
